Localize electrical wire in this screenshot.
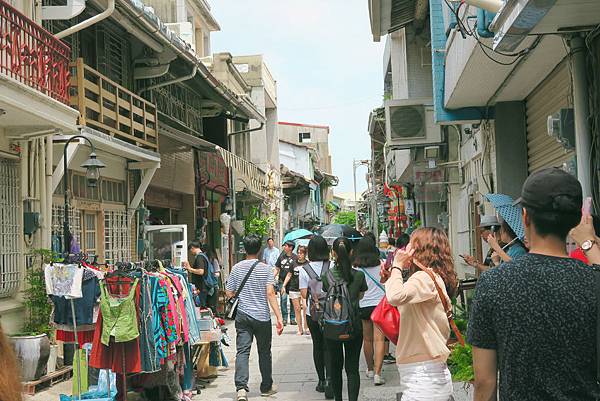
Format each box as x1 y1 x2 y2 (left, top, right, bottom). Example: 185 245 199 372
443 0 541 65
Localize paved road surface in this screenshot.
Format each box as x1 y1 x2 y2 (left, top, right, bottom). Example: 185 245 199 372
26 320 474 401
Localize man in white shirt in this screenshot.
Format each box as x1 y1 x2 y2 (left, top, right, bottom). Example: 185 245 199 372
262 237 280 268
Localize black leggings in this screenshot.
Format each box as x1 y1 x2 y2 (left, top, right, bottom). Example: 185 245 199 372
325 335 363 401
307 317 330 381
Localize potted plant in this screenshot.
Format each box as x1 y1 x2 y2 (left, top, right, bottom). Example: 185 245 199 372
11 249 55 381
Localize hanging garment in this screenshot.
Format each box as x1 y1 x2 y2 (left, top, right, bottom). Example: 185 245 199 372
52 273 99 326
167 269 201 345
55 329 95 346
45 264 84 298
90 277 142 374
99 278 140 345
139 275 160 373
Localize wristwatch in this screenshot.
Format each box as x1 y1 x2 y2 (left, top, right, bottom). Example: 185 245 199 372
581 239 597 253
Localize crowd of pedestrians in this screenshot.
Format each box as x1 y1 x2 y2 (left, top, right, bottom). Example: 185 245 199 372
223 167 600 401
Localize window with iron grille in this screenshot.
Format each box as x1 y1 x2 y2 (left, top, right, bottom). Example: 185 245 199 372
52 204 82 251
104 210 131 264
0 158 21 298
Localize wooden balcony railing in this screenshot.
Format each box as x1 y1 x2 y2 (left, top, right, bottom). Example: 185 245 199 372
0 0 70 104
70 58 159 152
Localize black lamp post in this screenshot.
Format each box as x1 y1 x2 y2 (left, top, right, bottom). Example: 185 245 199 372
62 135 106 254
211 184 233 215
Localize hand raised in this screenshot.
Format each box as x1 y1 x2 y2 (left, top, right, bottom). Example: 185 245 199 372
393 243 415 269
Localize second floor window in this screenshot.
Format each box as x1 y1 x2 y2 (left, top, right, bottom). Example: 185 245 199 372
299 132 311 143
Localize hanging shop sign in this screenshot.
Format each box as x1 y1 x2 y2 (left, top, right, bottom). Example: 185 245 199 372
405 199 415 215
199 151 229 194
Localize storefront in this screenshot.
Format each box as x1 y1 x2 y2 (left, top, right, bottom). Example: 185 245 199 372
52 128 160 263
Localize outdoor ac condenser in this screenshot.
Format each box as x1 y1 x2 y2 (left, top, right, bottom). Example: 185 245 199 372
384 98 443 148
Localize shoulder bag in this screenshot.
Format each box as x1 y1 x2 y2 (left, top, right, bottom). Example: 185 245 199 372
364 267 401 345
413 259 465 346
225 260 260 320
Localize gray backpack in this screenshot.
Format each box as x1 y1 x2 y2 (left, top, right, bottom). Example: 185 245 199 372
322 270 354 341
303 261 330 322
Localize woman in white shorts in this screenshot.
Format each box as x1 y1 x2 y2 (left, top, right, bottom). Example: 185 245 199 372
283 245 309 335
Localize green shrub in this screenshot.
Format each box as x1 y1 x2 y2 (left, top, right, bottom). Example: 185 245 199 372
447 343 474 382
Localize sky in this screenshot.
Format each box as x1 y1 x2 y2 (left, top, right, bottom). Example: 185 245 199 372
209 0 384 194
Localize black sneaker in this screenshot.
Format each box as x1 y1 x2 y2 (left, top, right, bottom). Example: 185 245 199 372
383 353 396 364
290 320 297 325
315 380 325 393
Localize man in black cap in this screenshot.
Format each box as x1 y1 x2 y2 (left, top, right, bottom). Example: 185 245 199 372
468 168 600 401
275 240 297 325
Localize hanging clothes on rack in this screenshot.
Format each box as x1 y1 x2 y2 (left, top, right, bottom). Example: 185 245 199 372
89 275 142 374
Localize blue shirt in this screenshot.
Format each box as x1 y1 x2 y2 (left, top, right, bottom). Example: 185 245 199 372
507 243 527 260
262 247 280 267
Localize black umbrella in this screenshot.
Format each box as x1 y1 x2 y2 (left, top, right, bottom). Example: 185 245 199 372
317 224 363 245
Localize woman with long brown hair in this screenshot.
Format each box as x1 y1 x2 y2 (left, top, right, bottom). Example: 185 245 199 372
383 227 458 400
0 323 23 401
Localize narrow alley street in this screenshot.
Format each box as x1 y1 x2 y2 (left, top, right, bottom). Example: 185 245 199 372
198 322 473 401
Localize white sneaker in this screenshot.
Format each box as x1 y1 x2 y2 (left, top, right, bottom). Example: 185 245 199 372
237 389 248 401
366 370 374 379
374 374 386 386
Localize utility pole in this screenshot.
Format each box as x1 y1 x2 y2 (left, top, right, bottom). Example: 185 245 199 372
568 34 592 198
353 159 371 231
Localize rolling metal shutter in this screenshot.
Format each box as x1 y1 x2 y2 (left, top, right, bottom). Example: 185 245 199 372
526 61 574 173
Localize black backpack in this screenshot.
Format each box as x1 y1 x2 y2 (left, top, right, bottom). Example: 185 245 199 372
321 270 354 341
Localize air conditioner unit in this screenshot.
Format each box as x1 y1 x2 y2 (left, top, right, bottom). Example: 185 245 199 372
384 98 442 148
165 22 195 51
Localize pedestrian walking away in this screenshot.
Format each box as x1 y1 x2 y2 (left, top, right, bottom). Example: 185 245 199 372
322 237 367 401
225 234 284 401
383 227 458 400
469 168 600 401
300 235 334 397
283 244 309 335
276 240 297 325
352 236 387 386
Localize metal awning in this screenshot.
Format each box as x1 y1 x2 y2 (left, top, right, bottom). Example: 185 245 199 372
52 126 161 218
369 0 419 41
158 123 217 152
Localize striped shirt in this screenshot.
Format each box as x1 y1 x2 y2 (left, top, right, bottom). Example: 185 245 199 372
226 258 274 322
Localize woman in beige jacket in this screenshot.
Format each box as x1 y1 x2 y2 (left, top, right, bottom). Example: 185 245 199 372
384 227 458 400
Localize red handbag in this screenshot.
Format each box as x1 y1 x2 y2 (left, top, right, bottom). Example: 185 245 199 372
361 267 400 344
370 295 400 344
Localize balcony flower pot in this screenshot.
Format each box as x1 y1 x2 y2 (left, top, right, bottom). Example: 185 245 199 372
10 333 51 381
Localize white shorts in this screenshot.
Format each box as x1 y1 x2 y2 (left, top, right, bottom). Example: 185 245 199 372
397 361 453 400
288 291 302 300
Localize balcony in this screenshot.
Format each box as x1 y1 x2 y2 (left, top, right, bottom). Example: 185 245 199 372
0 0 70 104
70 58 159 152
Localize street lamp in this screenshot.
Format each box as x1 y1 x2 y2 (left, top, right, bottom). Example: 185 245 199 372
62 136 105 254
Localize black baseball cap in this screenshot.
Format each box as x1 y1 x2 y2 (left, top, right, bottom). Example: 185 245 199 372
283 240 295 247
513 168 582 212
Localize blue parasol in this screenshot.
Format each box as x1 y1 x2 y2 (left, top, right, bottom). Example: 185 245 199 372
282 229 313 243
484 193 525 239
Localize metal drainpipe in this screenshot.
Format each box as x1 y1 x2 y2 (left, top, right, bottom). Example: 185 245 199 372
137 64 197 95
55 0 115 39
568 34 592 198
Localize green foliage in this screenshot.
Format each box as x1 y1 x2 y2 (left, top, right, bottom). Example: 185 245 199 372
21 249 56 337
244 206 275 238
447 343 474 382
325 202 337 214
333 211 356 227
452 299 469 336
